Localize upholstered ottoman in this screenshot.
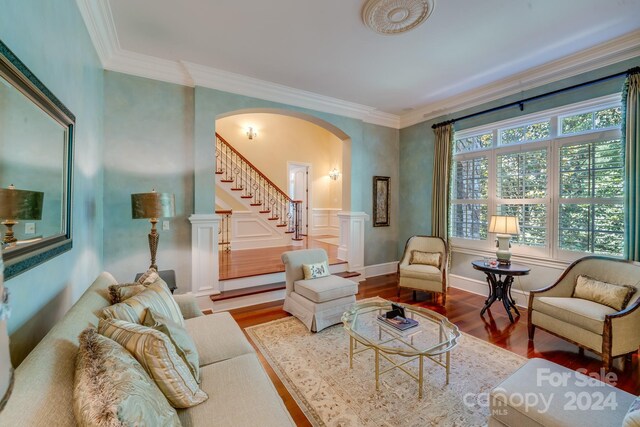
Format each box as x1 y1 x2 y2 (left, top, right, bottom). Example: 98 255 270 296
488 358 637 427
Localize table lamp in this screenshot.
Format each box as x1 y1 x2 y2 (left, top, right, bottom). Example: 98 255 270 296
0 248 13 412
488 215 520 265
131 190 175 270
0 185 44 245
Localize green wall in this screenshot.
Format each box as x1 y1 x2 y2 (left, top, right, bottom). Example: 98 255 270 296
399 57 640 290
0 0 104 364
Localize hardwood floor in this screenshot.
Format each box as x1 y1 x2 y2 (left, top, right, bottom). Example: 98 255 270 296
230 273 640 426
219 236 343 280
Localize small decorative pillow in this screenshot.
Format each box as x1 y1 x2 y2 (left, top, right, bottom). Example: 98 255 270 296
138 267 160 285
108 282 147 304
102 278 184 326
74 328 180 426
144 308 201 383
410 250 441 268
302 261 330 280
623 396 640 427
98 318 208 409
573 275 637 311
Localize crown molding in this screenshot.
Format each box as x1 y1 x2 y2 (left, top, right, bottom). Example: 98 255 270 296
75 0 119 65
399 29 640 128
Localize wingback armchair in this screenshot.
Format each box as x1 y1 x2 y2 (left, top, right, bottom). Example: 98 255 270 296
397 236 448 304
281 249 358 332
528 256 640 369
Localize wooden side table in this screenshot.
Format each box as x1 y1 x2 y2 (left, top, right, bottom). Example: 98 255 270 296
471 260 530 322
135 269 177 294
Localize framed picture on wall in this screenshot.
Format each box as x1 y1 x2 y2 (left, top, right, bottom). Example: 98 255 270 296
373 176 390 227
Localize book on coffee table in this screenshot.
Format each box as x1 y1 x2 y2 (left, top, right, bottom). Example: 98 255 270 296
376 315 419 331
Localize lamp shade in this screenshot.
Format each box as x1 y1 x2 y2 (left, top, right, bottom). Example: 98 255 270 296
488 215 520 235
131 192 175 219
0 186 43 220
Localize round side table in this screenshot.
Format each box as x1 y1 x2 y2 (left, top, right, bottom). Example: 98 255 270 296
471 260 530 322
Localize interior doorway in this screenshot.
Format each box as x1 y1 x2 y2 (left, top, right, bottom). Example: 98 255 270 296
288 162 310 236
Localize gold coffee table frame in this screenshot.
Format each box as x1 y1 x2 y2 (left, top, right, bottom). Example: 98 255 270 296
342 300 460 398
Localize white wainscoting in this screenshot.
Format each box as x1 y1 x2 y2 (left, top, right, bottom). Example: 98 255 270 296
365 261 398 278
230 211 291 250
310 208 340 236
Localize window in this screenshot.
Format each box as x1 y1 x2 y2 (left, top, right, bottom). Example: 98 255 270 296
449 95 624 260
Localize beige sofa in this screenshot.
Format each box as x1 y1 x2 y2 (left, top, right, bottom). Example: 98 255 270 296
0 272 295 426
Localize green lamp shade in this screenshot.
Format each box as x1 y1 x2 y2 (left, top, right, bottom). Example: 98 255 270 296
131 192 175 219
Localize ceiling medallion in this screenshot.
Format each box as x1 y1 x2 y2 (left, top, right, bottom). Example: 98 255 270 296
362 0 434 35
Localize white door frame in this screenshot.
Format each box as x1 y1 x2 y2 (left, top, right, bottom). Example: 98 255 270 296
287 161 312 236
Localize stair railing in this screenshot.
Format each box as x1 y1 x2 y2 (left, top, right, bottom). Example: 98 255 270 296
215 133 302 240
214 209 232 252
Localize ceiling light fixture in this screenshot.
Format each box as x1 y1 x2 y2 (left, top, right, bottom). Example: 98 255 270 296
362 0 435 35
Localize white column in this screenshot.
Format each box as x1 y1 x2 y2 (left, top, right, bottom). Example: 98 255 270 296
337 211 369 278
188 214 221 296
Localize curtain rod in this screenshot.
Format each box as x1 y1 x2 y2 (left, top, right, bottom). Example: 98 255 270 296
432 66 640 129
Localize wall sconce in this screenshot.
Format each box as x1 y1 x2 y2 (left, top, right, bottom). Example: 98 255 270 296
329 168 340 181
246 127 257 140
131 190 176 270
0 185 44 245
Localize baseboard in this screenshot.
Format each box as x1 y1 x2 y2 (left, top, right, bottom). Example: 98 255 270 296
211 289 286 312
449 273 529 308
365 261 398 278
219 262 348 291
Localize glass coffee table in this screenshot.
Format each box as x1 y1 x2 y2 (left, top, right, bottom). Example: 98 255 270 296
341 300 460 398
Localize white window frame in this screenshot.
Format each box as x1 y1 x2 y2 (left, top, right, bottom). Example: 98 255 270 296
450 94 623 264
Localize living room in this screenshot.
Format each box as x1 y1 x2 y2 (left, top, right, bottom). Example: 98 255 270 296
1 0 639 426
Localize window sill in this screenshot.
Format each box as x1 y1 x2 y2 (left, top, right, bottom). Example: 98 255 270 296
450 245 570 270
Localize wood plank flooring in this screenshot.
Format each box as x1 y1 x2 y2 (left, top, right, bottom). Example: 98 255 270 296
230 273 640 426
219 236 343 280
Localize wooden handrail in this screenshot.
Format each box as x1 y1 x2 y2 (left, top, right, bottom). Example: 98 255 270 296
215 133 297 204
215 209 232 215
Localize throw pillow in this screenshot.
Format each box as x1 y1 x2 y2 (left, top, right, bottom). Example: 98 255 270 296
143 308 201 383
73 328 180 426
410 250 441 268
101 277 184 326
573 275 637 311
623 396 640 427
98 318 208 409
302 261 330 280
108 282 147 304
137 267 159 285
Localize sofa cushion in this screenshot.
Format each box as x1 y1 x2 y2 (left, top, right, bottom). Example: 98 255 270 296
98 318 208 408
532 296 616 334
302 261 330 280
177 353 294 427
573 275 636 311
102 278 184 326
294 275 358 303
624 396 640 427
73 328 180 426
144 308 201 383
399 264 441 282
410 250 441 268
184 312 255 366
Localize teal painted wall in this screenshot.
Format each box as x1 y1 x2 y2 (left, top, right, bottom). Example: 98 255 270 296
103 72 194 286
399 57 640 290
0 0 104 364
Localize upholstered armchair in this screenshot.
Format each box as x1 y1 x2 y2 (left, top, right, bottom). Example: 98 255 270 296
528 256 640 369
397 236 448 304
281 249 358 332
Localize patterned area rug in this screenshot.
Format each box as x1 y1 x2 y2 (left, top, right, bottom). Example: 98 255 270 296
246 315 527 427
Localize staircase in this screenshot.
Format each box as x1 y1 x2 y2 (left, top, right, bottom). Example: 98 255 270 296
215 133 303 244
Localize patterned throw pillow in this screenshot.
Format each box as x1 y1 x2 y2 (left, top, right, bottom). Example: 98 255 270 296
102 277 184 326
410 250 441 268
108 282 147 304
98 318 208 409
73 328 180 426
302 261 330 280
144 308 201 383
137 268 160 285
573 275 637 311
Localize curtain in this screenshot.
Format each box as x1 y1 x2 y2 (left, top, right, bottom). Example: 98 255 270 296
623 69 640 261
431 123 453 239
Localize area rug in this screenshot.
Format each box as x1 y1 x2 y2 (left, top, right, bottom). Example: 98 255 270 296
246 315 527 427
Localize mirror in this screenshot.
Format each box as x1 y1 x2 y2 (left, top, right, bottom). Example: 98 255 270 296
0 40 74 279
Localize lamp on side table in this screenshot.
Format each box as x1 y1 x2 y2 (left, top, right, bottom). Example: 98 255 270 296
488 215 520 265
131 190 175 270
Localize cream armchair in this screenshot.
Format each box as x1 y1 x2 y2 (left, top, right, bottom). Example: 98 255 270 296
397 236 448 304
281 249 358 332
528 256 640 369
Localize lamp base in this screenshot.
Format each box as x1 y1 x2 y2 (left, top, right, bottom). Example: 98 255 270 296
1 220 17 245
148 218 159 271
495 234 512 265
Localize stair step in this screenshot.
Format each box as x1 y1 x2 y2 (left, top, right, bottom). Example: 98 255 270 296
231 188 243 191
250 203 262 206
267 217 279 221
284 231 294 234
291 238 304 241
259 210 271 214
240 195 253 199
220 179 234 183
215 171 224 175
276 224 287 227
